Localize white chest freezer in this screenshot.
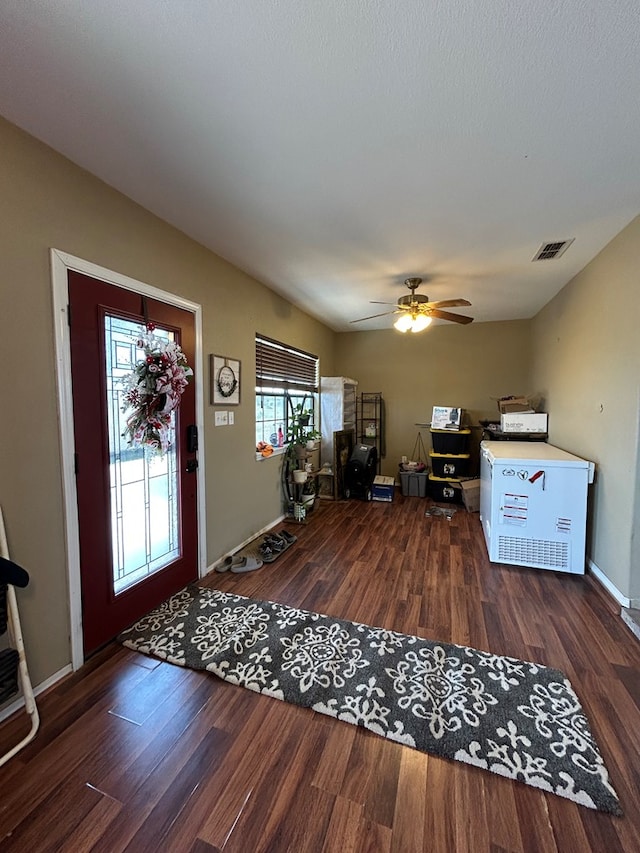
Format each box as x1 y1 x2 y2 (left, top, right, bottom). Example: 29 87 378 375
480 441 595 574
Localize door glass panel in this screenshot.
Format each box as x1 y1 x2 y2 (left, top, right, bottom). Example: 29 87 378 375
105 315 180 595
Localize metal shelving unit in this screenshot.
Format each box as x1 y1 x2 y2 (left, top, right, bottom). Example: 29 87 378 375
356 392 385 473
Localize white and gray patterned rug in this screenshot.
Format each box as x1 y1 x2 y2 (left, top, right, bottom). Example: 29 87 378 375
119 585 621 814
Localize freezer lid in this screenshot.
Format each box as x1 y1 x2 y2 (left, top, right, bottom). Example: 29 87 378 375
480 440 593 469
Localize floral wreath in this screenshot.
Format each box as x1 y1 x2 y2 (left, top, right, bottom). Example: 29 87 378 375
121 322 193 454
216 362 238 398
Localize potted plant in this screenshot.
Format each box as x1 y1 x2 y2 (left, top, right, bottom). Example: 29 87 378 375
287 404 320 467
301 475 317 508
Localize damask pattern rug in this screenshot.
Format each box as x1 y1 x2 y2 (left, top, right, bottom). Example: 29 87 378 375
119 585 621 814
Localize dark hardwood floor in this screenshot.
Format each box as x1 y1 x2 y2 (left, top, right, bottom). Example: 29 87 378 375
0 497 639 852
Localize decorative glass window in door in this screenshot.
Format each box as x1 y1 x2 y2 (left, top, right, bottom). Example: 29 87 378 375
105 315 179 594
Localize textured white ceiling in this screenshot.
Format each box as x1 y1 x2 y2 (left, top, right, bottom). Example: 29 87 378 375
1 1 639 330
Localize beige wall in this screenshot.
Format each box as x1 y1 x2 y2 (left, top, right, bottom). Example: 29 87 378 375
335 320 532 479
531 215 640 602
0 117 335 685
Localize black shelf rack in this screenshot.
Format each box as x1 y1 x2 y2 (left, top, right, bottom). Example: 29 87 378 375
356 392 385 473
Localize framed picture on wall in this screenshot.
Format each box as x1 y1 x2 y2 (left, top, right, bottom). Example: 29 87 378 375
210 355 241 405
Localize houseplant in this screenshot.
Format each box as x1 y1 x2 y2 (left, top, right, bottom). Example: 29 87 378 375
282 403 320 518
286 404 320 468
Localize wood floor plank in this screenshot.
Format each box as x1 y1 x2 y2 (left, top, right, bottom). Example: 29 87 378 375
321 795 366 853
108 654 194 724
0 495 637 851
339 728 401 829
220 722 334 853
311 716 357 795
390 748 428 852
1 776 109 851
57 788 123 851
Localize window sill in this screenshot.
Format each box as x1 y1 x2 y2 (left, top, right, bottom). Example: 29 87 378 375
255 447 287 462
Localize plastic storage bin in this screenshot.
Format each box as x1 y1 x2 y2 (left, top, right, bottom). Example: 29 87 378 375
428 474 463 503
429 451 470 477
430 428 471 454
399 470 428 497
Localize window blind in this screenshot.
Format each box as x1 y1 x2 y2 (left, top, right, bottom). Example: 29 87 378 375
255 335 318 393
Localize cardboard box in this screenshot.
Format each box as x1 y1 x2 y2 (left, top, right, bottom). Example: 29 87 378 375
372 475 395 502
500 413 548 433
459 478 480 512
494 396 534 414
431 406 462 430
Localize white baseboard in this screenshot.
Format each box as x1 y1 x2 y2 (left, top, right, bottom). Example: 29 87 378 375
204 515 285 575
0 663 73 724
587 559 631 608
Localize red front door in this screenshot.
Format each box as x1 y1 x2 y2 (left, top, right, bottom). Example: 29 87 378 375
68 271 198 656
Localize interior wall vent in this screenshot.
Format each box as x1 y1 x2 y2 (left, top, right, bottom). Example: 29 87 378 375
532 238 575 261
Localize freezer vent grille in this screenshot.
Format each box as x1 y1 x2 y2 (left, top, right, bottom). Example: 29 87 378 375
498 536 569 569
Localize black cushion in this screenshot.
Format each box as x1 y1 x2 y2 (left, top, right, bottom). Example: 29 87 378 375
0 556 30 588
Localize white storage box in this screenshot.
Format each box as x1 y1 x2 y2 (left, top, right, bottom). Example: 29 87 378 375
500 413 548 433
431 406 462 430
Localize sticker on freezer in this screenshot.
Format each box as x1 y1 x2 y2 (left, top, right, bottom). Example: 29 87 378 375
500 493 528 526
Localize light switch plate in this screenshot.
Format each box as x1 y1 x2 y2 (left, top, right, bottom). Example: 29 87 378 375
214 411 228 426
228 411 235 425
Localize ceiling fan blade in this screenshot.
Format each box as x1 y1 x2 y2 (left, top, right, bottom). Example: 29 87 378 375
350 310 397 323
424 298 472 309
428 308 474 324
369 300 397 305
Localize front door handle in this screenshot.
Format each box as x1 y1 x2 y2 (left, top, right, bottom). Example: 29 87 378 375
186 459 198 473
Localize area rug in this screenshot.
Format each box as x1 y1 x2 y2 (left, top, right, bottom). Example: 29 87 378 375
119 586 621 815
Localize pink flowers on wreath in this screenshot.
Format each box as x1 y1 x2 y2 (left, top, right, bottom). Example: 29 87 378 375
120 324 193 454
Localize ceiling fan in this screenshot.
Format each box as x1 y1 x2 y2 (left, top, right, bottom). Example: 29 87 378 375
350 277 473 333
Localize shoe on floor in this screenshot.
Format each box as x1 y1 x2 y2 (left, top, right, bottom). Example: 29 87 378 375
230 556 264 573
265 534 285 552
278 530 297 545
215 555 234 572
258 542 278 563
215 554 247 572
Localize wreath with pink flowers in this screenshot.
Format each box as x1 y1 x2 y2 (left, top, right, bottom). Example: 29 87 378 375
121 323 193 454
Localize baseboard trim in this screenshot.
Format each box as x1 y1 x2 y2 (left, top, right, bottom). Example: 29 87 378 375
587 558 631 608
0 663 72 724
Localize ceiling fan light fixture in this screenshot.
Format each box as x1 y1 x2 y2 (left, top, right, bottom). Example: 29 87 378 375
394 314 413 333
410 314 432 332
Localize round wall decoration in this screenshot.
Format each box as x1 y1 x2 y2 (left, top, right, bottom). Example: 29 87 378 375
210 355 241 405
216 363 237 397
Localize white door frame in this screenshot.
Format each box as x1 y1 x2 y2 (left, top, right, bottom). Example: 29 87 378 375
50 249 207 671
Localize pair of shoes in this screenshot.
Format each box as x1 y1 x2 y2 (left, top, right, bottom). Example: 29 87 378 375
230 555 263 574
265 533 286 553
279 530 297 546
258 541 278 563
215 554 247 573
258 530 297 563
216 553 265 573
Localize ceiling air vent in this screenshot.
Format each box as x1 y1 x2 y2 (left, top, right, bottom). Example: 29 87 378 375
532 238 574 261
